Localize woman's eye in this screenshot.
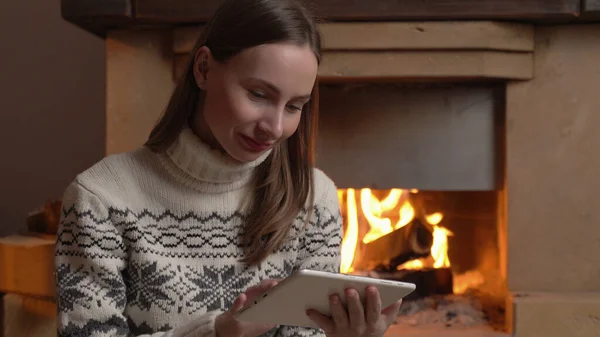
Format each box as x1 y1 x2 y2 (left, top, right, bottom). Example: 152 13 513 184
287 105 303 113
249 90 267 99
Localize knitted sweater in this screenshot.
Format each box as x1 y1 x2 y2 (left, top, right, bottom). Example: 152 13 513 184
54 128 343 337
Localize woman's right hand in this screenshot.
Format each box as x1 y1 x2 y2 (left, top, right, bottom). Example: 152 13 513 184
215 279 281 337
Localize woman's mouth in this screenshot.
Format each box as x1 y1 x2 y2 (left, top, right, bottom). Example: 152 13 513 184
239 134 273 152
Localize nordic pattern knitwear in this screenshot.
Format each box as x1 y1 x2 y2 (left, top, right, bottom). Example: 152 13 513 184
55 128 343 337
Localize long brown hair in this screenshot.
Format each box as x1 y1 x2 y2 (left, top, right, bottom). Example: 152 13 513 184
145 0 321 266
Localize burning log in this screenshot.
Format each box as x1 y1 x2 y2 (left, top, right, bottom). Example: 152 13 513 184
362 215 454 301
374 268 454 301
338 187 455 302
397 268 453 301
363 219 433 272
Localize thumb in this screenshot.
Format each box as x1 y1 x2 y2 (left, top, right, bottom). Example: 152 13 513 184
381 299 402 322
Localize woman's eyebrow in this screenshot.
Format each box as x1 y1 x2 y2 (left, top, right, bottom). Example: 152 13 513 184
247 77 311 100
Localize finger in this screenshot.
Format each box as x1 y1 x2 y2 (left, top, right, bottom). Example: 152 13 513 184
345 288 365 329
306 310 335 333
247 279 278 296
230 293 247 313
329 294 348 328
246 279 272 291
257 279 277 288
244 287 263 300
245 283 270 299
263 279 279 288
381 299 403 325
261 278 280 287
365 286 381 326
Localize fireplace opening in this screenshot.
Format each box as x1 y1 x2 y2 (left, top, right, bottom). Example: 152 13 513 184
315 82 508 335
336 189 506 333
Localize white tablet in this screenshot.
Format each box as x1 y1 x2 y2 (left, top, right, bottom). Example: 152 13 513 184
235 269 416 328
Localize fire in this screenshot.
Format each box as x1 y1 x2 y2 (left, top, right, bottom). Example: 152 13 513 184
361 188 411 244
398 259 424 270
339 189 453 274
453 270 485 294
339 189 358 273
431 225 453 268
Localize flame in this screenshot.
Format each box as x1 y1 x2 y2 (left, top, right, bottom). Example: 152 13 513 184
397 202 415 230
340 189 359 273
394 219 454 271
453 270 485 294
339 189 454 275
431 225 453 268
426 212 443 225
398 259 424 270
361 189 413 244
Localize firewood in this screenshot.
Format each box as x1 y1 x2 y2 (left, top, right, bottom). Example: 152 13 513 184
364 219 433 272
26 200 61 235
376 268 453 301
0 235 56 298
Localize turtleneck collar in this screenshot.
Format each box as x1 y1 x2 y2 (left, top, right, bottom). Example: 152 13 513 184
158 128 272 193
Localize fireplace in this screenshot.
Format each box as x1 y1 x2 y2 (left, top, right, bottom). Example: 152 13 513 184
60 1 600 336
315 82 508 334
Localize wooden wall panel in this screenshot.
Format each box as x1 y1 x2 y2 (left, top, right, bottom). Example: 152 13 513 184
134 0 580 22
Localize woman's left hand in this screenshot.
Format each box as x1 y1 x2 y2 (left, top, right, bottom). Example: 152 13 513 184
306 286 402 337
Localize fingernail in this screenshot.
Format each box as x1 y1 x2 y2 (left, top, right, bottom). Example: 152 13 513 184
330 295 339 304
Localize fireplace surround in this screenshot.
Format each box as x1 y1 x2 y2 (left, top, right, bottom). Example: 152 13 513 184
60 1 600 336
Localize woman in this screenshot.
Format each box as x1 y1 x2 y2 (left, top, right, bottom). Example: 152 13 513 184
54 0 402 336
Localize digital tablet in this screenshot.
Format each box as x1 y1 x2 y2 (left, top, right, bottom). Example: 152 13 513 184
234 269 416 328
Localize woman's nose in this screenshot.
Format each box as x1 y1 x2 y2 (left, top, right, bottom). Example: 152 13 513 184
257 108 284 140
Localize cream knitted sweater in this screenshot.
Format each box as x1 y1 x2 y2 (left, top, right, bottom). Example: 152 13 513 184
54 128 342 337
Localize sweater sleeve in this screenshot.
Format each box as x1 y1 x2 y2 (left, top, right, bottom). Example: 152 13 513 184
55 180 221 337
274 172 343 337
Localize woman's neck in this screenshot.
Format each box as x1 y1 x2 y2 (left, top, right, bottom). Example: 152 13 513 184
190 110 224 154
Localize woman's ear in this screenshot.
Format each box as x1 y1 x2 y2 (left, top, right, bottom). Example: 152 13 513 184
193 46 212 90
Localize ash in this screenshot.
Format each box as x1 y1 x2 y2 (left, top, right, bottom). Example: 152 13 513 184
394 292 489 328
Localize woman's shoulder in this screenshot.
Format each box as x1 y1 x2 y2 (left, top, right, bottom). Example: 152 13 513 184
66 147 156 203
312 167 338 206
79 147 149 181
305 168 342 234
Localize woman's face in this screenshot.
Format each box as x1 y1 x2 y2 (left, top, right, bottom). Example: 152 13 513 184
192 42 318 163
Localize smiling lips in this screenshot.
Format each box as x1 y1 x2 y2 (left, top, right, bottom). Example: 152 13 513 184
240 134 273 152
